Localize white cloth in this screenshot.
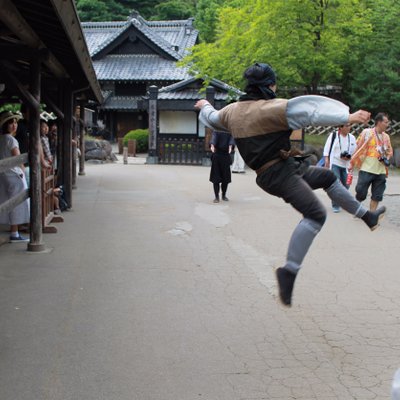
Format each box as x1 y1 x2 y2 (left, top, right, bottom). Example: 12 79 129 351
0 135 23 177
199 95 350 132
323 131 356 168
231 149 245 172
0 134 30 225
286 95 349 130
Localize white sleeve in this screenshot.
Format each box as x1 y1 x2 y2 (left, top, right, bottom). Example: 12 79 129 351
198 104 229 132
7 135 19 150
323 133 333 156
287 95 349 130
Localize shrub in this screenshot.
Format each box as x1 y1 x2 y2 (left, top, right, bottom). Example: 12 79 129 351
123 129 149 153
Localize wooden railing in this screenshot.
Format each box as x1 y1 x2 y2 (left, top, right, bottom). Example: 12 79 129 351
41 167 63 233
158 138 206 165
0 153 29 216
305 119 400 137
0 154 64 238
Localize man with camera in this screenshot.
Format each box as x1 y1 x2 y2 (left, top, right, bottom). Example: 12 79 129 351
351 112 393 211
323 124 357 212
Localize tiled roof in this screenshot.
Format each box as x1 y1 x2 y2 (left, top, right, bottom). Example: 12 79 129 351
82 15 198 59
158 89 229 101
93 54 191 81
100 96 144 110
158 77 243 100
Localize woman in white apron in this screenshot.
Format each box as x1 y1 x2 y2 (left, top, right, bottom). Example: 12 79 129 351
0 111 30 242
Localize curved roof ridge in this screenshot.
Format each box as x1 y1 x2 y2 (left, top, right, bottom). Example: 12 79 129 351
91 21 131 56
82 21 127 29
131 19 181 60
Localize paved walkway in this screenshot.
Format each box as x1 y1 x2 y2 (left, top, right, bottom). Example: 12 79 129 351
1 158 400 400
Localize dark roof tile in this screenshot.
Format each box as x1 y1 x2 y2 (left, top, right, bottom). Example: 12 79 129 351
93 54 191 81
82 16 198 59
100 95 144 110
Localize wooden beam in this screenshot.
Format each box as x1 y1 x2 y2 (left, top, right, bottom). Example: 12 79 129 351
27 56 45 252
0 154 28 173
0 0 67 79
0 189 28 215
62 80 73 208
0 61 40 109
49 0 103 103
78 100 86 176
0 44 50 61
43 94 65 120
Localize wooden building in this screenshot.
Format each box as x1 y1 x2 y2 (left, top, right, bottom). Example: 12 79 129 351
82 12 198 140
0 0 102 251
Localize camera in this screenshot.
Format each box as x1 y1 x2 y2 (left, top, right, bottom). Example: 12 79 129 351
379 156 390 167
340 151 351 159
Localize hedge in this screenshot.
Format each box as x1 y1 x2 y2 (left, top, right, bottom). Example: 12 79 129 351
123 129 149 153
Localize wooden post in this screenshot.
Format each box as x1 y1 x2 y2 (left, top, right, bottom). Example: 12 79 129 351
27 57 45 252
123 147 128 164
147 85 158 164
62 80 73 208
79 100 86 176
71 112 80 189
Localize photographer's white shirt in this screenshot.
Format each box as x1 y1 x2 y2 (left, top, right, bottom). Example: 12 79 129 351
323 131 356 169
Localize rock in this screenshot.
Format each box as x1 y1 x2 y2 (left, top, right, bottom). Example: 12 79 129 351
84 139 117 162
86 148 107 161
85 140 98 152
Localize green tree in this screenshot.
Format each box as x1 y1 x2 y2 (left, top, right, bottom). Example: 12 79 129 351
184 0 370 94
153 0 196 20
76 0 127 21
194 0 225 43
345 0 400 118
117 0 164 20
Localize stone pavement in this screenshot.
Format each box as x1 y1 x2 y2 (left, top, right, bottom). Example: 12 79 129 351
1 158 400 400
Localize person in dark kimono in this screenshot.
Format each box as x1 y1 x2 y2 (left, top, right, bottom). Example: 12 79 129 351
209 130 235 203
195 62 386 307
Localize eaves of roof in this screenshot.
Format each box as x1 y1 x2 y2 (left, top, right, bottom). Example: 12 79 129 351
158 89 230 101
99 95 145 110
158 77 243 97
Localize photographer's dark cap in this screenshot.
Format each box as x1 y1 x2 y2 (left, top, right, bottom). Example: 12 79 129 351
243 62 277 86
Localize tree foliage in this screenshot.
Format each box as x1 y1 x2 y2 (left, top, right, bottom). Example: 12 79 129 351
194 0 225 43
75 0 197 21
75 0 400 118
184 0 371 93
153 0 196 20
345 0 400 117
76 0 127 21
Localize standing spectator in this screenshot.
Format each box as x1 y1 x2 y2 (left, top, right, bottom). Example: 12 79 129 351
0 111 30 242
209 130 235 203
15 104 30 186
48 119 58 165
323 124 356 212
351 112 393 211
40 113 53 165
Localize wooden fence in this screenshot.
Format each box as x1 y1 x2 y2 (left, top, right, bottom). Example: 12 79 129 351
41 168 63 233
305 119 400 137
158 138 206 165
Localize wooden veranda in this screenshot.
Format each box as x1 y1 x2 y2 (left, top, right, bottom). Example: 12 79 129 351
0 0 103 251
